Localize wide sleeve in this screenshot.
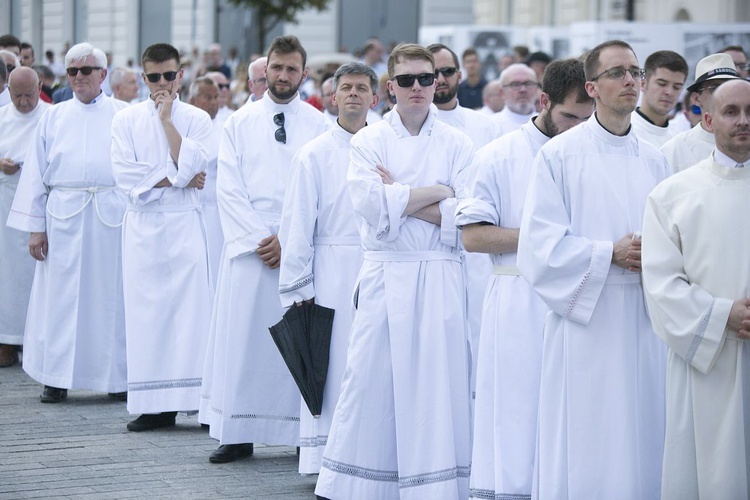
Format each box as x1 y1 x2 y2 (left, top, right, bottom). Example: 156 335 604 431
168 112 211 187
641 192 731 374
455 149 500 228
278 150 317 307
346 133 409 242
7 117 49 232
111 112 173 205
216 119 273 260
516 148 613 325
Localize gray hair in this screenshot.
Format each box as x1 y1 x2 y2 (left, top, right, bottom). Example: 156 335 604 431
189 77 216 99
0 49 20 68
248 56 267 77
65 42 107 69
499 63 536 86
109 66 138 86
332 62 378 94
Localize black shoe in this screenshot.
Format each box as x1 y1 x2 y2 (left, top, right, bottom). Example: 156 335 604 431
126 412 177 432
108 392 127 401
208 443 254 464
40 386 67 403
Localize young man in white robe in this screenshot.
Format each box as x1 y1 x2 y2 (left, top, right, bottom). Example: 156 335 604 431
315 43 474 500
278 62 377 474
199 35 330 464
8 44 128 402
516 40 671 499
0 68 50 367
630 50 687 148
456 58 594 500
188 77 224 283
492 64 539 137
642 79 750 500
661 53 740 173
111 43 213 432
428 42 498 410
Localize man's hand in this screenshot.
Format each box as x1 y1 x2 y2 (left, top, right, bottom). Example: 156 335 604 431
0 158 20 175
187 171 206 190
727 299 750 339
372 164 394 185
153 87 175 123
29 232 48 261
257 234 281 269
613 233 640 272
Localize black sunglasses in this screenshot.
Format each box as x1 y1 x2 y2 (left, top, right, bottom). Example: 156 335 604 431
391 72 437 88
6 64 15 73
273 112 286 144
436 67 458 77
145 71 178 83
217 83 230 90
66 66 101 76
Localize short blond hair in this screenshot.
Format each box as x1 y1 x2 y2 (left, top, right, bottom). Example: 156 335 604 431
387 44 434 78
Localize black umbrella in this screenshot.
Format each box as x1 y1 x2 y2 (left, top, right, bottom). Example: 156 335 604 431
269 301 334 417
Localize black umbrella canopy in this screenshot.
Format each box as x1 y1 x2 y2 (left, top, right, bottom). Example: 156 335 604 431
268 301 334 417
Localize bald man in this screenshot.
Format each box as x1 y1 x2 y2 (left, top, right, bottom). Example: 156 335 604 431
492 63 540 136
0 68 50 367
478 80 503 115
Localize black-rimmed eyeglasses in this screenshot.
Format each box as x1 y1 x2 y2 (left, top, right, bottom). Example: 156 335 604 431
391 73 437 88
145 71 178 83
503 81 540 90
274 112 286 144
590 66 645 81
66 66 102 76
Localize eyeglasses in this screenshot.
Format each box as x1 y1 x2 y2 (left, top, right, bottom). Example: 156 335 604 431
503 81 540 90
698 84 721 94
391 73 436 88
273 112 286 144
590 66 645 81
66 66 102 76
253 78 267 85
436 67 458 77
144 71 178 83
217 83 230 90
736 63 750 72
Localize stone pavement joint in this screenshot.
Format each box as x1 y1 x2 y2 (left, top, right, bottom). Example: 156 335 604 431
0 362 318 499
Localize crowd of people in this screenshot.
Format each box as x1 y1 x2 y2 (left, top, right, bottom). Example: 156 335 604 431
0 29 749 500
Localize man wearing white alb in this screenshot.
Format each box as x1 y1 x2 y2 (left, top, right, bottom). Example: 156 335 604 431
427 42 497 409
492 64 539 136
188 77 224 282
199 35 330 464
111 43 213 432
278 62 377 474
0 68 50 367
8 44 128 403
517 40 670 499
457 58 594 500
642 79 750 500
661 53 739 173
316 43 473 500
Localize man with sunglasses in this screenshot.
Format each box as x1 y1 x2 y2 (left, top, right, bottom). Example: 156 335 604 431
205 71 233 123
8 43 129 403
662 53 741 173
111 42 213 432
492 63 540 136
199 35 329 465
457 58 594 500
316 43 473 500
517 40 671 498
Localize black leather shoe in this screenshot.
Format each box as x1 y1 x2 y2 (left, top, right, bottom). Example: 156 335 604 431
126 412 177 432
209 443 254 464
108 392 127 401
40 386 67 403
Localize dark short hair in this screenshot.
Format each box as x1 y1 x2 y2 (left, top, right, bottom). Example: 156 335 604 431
427 43 460 69
644 50 688 79
0 34 21 51
141 43 180 67
584 40 635 81
525 51 552 65
267 35 307 69
543 58 592 106
462 48 478 61
720 45 746 56
33 64 54 80
387 44 434 78
333 62 378 94
20 42 34 57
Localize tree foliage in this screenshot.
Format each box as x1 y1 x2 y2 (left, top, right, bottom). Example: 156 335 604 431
227 0 332 53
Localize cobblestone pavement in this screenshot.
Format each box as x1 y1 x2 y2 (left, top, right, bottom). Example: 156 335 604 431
0 359 318 499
